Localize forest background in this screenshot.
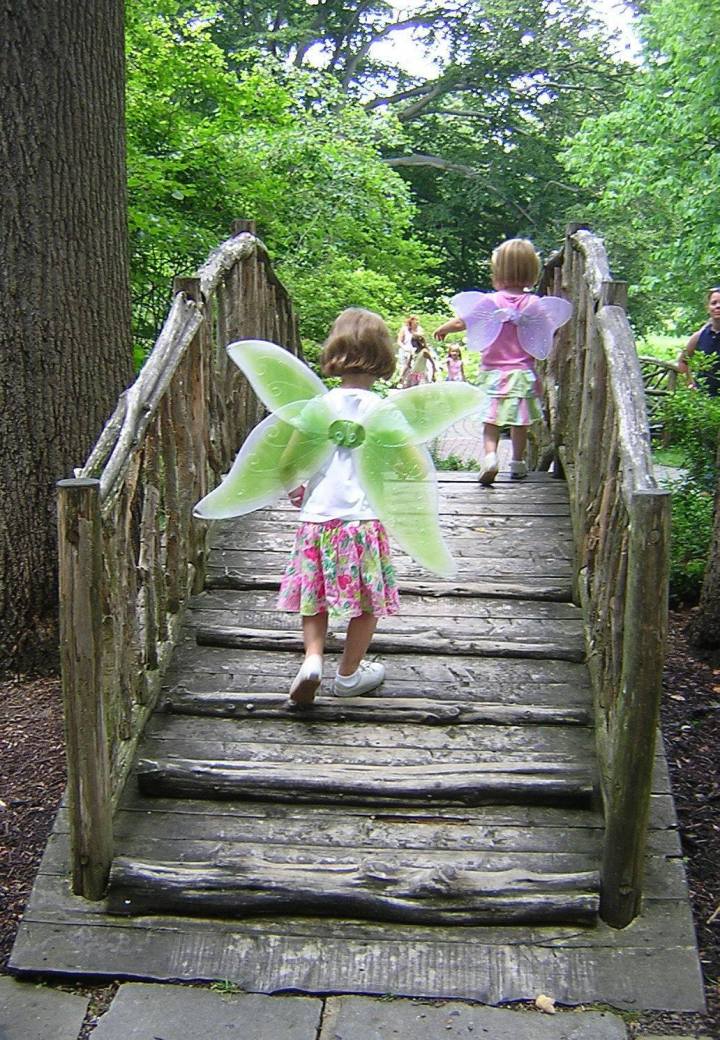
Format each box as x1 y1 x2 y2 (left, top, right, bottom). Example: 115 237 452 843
2 0 720 666
127 0 720 623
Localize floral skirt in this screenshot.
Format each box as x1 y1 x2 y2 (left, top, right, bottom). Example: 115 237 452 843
476 368 543 426
277 519 400 620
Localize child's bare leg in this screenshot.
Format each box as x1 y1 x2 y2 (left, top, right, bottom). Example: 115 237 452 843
338 613 378 676
510 425 527 461
302 612 328 657
483 423 500 455
479 423 500 485
334 611 385 697
289 612 328 706
510 425 529 479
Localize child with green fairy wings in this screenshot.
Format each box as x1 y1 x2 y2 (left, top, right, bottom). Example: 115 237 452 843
194 308 483 707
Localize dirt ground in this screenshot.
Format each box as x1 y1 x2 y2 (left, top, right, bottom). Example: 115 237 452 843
0 611 718 1036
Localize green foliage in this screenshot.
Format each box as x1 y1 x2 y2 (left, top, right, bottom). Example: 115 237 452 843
652 388 720 601
666 483 714 605
431 451 477 472
637 333 684 364
562 0 720 334
126 0 438 356
655 389 720 489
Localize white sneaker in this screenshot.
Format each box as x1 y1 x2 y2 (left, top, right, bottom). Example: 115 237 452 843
289 654 323 706
510 459 528 480
333 660 385 697
478 451 498 486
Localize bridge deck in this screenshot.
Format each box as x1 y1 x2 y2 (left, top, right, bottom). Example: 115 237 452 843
10 473 704 1011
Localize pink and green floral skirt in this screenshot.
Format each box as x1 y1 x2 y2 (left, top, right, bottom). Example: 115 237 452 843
477 368 543 426
277 519 400 619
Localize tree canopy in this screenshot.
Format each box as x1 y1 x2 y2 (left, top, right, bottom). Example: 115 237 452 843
562 0 720 332
127 0 438 346
128 0 628 349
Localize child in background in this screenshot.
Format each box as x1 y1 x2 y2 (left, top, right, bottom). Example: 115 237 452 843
434 238 570 485
402 334 437 387
445 344 466 382
279 309 400 705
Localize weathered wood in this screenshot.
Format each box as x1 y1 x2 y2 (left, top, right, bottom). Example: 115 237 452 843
540 227 672 926
136 757 596 808
10 915 705 1010
189 587 584 620
106 856 600 925
161 691 591 727
205 570 575 602
56 478 113 899
601 489 671 926
195 624 585 662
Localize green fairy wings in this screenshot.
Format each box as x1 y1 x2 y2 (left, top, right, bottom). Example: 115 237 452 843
194 340 485 576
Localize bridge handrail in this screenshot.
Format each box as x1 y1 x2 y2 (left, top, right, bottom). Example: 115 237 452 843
541 225 671 927
57 223 298 898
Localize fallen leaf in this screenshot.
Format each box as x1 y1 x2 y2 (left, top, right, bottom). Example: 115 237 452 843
535 994 556 1014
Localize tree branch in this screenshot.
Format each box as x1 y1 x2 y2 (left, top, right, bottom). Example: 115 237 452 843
386 154 536 224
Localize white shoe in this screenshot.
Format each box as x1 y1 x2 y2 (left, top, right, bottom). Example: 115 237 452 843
333 660 385 697
478 451 498 486
289 654 323 706
510 459 528 480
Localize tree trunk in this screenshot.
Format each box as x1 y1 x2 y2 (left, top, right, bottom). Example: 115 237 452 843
690 430 720 649
0 0 133 671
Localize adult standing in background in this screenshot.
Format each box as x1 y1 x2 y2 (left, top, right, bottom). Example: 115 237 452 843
396 315 423 381
677 287 720 395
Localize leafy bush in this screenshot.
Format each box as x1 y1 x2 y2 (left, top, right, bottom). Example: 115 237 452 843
652 387 719 601
655 389 720 490
667 483 715 605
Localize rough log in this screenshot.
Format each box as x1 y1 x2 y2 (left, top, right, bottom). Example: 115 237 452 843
137 757 597 808
601 489 671 926
194 625 585 662
57 478 112 899
107 856 600 925
160 691 592 727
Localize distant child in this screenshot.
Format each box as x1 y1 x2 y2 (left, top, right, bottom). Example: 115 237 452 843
433 238 571 485
280 309 400 705
401 333 437 387
445 344 466 382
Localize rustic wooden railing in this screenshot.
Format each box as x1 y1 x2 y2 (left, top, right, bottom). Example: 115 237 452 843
540 224 671 927
57 221 298 898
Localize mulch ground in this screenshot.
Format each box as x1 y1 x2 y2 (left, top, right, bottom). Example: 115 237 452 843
0 611 718 1037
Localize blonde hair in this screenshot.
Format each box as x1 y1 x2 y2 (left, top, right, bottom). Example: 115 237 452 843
321 308 396 380
491 238 541 290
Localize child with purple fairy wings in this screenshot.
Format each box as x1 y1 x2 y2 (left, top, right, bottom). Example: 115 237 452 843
434 238 571 485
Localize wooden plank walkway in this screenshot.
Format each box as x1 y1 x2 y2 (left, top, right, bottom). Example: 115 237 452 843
10 473 705 1010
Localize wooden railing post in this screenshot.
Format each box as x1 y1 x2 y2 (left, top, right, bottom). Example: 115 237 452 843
600 488 671 926
57 478 113 898
232 219 257 236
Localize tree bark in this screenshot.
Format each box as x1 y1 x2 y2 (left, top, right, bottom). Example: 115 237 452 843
0 0 133 671
690 430 720 649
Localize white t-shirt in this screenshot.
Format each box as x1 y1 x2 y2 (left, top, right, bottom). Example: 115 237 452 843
299 387 379 522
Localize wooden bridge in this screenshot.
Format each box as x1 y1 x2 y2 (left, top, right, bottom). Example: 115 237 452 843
10 224 705 1010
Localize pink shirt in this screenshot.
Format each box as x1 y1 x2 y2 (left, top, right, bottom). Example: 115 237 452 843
454 290 537 371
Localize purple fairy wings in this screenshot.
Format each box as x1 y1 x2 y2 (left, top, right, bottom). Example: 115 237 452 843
451 291 572 360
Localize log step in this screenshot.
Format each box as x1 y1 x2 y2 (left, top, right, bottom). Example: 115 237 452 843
195 626 585 662
160 691 592 727
136 757 597 809
106 855 600 926
204 573 575 602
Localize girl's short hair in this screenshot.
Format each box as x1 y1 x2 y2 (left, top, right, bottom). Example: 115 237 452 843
410 334 427 351
321 308 396 380
491 238 541 290
706 287 720 301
